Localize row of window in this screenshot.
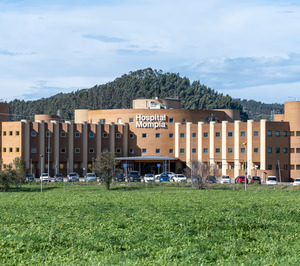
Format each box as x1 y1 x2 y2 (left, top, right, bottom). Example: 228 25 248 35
3 131 20 136
29 131 124 139
3 147 20 153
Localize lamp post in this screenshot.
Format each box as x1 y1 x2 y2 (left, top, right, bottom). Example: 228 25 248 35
40 154 43 192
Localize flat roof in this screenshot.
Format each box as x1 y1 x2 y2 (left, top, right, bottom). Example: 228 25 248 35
116 156 177 161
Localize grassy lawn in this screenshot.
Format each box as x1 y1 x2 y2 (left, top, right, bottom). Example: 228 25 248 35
0 184 300 265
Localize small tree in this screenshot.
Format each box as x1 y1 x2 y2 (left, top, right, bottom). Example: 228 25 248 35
191 160 209 189
13 157 27 183
94 152 118 190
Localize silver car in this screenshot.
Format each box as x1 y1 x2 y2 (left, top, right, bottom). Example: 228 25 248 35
67 172 80 182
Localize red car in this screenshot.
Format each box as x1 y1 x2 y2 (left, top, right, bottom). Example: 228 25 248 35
235 176 249 184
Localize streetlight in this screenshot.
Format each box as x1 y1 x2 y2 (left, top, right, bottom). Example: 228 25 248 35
40 154 43 192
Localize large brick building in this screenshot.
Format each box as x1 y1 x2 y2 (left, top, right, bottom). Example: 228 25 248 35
0 98 298 182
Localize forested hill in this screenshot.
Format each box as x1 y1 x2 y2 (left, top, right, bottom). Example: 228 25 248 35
8 68 282 122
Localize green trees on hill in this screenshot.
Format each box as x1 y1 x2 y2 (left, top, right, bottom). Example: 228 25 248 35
8 68 283 122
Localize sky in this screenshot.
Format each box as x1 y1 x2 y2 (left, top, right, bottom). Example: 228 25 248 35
0 0 300 103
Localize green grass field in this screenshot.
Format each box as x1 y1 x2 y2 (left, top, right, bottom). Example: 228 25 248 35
0 184 300 265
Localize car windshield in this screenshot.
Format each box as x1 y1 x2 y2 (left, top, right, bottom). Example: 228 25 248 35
222 176 230 179
27 174 34 177
295 179 300 182
42 173 48 177
69 173 78 177
87 174 96 177
268 177 277 181
177 175 185 178
130 172 139 176
145 174 154 177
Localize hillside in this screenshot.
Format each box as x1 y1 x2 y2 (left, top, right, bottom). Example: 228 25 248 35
8 68 283 122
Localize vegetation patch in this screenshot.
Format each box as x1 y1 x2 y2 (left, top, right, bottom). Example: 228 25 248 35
0 185 299 264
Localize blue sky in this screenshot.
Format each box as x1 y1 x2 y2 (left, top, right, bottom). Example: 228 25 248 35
0 0 299 103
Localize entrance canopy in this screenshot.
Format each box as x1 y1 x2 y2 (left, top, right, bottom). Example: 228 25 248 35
116 156 177 162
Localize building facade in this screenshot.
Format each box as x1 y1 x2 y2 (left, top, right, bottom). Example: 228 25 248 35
0 99 299 181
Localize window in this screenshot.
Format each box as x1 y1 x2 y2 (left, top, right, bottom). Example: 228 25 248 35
31 148 36 153
241 148 246 154
75 132 80 138
169 118 174 123
254 148 259 154
290 165 295 170
3 147 6 152
192 148 196 154
142 149 147 154
16 147 20 153
9 131 13 136
46 131 52 137
89 148 94 153
129 118 134 123
130 133 134 138
156 149 160 154
8 148 12 153
89 132 95 138
204 148 208 154
182 118 186 123
61 148 66 153
180 133 185 138
284 131 288 137
169 133 174 138
284 164 288 170
296 148 300 153
16 131 20 136
103 148 108 153
290 131 295 136
268 131 272 136
116 148 121 153
61 132 66 137
103 133 108 138
216 132 220 138
204 133 208 138
156 133 160 138
296 165 300 170
3 131 6 136
284 148 288 154
297 131 300 137
117 118 122 124
180 149 185 154
291 148 295 153
129 149 134 154
46 148 51 153
60 164 64 170
116 133 121 138
241 131 246 137
267 164 272 170
192 133 197 138
268 148 272 154
228 132 233 138
216 148 220 154
169 149 174 154
276 131 280 137
100 119 106 124
276 148 280 154
75 148 80 153
254 131 259 137
142 133 147 138
228 148 233 154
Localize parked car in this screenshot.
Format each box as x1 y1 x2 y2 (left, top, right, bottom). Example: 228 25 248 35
144 174 155 182
173 174 187 183
266 176 278 185
220 176 231 184
251 176 261 184
40 173 51 182
160 173 170 182
155 174 161 180
235 176 248 184
85 173 97 182
293 178 300 186
162 172 176 179
54 173 64 182
67 172 80 182
115 174 125 182
206 175 217 184
128 171 142 182
25 174 36 183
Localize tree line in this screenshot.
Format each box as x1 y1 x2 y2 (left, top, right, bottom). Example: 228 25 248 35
8 68 283 122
